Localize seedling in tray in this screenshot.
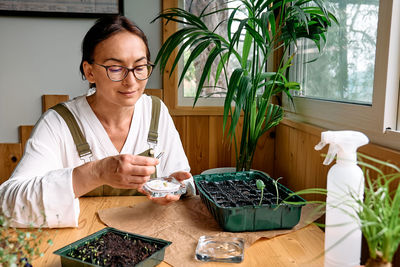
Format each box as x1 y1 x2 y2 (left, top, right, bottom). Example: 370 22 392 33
256 179 265 206
272 177 283 206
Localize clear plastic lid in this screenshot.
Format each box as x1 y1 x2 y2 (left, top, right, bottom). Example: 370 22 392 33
195 235 244 263
142 177 186 198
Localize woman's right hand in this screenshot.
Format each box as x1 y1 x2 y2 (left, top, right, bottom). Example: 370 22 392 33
73 154 158 197
94 154 159 189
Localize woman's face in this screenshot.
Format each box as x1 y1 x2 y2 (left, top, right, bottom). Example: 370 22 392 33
84 31 149 108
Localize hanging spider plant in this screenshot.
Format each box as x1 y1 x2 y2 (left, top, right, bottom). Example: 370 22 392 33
153 0 337 171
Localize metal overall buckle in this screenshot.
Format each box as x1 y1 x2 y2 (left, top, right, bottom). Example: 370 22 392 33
147 140 157 157
80 151 93 163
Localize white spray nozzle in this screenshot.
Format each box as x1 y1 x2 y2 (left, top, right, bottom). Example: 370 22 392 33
315 131 369 165
314 141 326 151
315 142 340 165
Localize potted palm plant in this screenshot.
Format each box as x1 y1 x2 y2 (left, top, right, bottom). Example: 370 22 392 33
153 0 337 171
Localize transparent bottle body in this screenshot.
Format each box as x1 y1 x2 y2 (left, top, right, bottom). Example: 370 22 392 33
324 162 364 267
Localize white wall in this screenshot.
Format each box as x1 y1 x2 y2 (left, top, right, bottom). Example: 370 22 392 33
0 0 162 143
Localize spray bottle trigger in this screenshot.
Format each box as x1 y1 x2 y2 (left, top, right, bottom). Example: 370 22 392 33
323 144 338 165
315 141 326 151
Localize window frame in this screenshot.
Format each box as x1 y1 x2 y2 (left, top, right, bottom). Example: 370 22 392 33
283 0 400 150
161 0 224 116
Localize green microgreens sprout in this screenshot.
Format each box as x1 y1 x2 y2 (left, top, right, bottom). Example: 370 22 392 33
273 177 283 206
256 179 265 206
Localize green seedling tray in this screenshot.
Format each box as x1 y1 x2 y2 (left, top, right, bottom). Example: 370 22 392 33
194 171 306 232
53 227 172 267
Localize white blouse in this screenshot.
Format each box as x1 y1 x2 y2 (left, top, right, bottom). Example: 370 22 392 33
0 94 193 228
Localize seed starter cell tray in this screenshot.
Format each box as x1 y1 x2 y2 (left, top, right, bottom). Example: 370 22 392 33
194 171 306 232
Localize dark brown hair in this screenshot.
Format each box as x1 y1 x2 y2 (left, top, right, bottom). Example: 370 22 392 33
80 15 150 87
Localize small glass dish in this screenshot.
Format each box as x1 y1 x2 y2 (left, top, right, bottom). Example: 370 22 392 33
142 176 186 198
195 235 244 263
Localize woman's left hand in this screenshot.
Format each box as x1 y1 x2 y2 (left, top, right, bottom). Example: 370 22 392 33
169 171 192 182
143 194 181 205
138 171 192 205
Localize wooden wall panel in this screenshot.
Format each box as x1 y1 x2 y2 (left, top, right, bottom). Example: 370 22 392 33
274 121 340 198
0 144 22 184
185 116 210 175
171 116 187 153
208 116 234 169
274 123 292 184
161 0 178 110
276 125 329 201
144 89 163 99
233 118 243 167
359 143 400 177
252 129 275 177
42 94 69 112
19 125 34 153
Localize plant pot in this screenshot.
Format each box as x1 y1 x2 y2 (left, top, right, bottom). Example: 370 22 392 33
365 258 392 267
194 171 305 232
53 227 171 267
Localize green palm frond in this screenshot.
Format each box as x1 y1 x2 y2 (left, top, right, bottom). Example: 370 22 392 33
153 0 337 171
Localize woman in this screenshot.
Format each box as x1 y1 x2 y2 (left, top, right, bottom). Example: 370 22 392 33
0 15 194 228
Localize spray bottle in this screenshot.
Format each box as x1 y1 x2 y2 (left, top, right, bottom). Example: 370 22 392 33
315 130 369 267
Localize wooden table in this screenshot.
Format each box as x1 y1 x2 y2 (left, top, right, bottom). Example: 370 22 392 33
32 196 325 266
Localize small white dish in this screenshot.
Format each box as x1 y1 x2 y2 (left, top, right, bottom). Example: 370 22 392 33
143 177 186 198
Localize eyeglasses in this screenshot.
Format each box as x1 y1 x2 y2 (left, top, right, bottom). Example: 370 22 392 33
94 63 154 81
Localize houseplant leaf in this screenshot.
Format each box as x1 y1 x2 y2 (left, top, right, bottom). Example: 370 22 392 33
153 0 337 171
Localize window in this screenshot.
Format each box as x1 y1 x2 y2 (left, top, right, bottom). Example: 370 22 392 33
285 0 400 150
292 0 378 104
178 0 242 107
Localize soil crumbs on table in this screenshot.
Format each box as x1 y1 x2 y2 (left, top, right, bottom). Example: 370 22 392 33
67 232 160 266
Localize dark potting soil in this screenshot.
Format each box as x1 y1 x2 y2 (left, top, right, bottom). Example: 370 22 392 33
67 232 160 267
198 178 289 208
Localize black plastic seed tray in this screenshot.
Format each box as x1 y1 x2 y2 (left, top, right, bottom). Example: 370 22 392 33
53 227 171 267
194 171 306 232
